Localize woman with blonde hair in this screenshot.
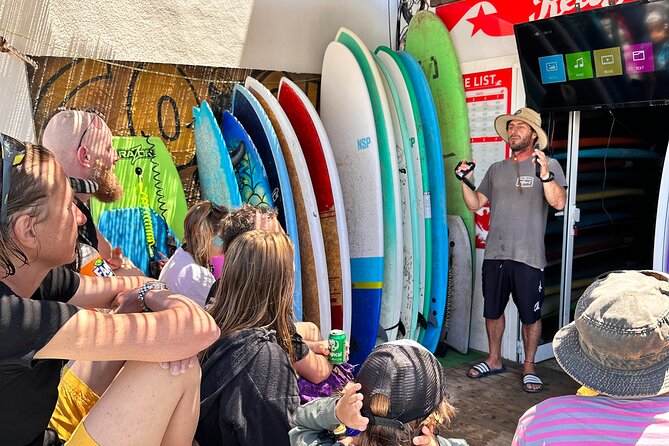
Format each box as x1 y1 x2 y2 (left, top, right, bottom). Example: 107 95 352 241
0 135 220 445
159 200 228 307
196 229 300 446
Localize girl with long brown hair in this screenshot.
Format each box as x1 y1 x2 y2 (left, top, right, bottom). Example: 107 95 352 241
196 229 300 446
159 200 228 307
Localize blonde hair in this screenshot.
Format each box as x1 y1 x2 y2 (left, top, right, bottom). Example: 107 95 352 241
207 230 295 361
359 397 456 446
182 201 228 267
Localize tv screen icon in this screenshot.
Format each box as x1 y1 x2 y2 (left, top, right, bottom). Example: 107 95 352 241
632 50 645 61
546 62 558 71
601 54 615 65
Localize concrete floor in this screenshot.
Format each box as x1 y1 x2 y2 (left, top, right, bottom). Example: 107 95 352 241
441 358 581 446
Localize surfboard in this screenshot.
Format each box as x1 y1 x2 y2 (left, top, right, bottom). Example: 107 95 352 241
553 148 661 160
277 77 352 336
405 11 474 278
653 143 669 272
391 49 433 341
192 100 243 209
375 47 428 341
550 136 645 149
221 110 273 207
231 83 303 320
244 76 331 336
443 215 473 355
396 50 449 351
90 136 188 241
98 207 178 277
335 28 403 354
576 187 645 202
373 51 420 344
320 40 384 366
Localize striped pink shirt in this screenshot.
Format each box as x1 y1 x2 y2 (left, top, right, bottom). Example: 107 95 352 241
513 395 669 445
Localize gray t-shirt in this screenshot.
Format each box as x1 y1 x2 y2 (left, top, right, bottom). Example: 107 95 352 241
476 156 567 269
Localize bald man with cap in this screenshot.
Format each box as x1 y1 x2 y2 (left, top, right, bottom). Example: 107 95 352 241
455 107 567 393
41 108 140 275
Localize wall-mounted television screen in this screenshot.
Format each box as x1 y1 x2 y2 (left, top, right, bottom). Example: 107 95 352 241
515 0 669 112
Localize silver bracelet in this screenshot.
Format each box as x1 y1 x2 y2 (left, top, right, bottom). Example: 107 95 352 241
137 281 168 312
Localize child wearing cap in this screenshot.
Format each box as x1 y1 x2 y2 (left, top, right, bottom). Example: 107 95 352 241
289 340 469 446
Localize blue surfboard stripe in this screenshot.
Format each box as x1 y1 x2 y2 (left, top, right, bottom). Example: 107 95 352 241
348 288 384 368
350 257 384 283
396 51 449 352
231 84 303 321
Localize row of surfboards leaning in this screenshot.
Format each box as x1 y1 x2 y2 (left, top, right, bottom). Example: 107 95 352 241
90 11 477 366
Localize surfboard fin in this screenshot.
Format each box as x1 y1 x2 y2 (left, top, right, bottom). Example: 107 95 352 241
428 313 439 327
417 312 428 330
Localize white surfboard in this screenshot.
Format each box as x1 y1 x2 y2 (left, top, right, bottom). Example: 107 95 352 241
375 47 426 341
373 52 420 344
244 76 331 337
320 40 384 366
335 28 403 351
653 142 669 272
277 77 352 337
444 215 473 354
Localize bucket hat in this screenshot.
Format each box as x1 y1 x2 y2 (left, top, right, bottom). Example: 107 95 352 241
553 270 669 398
356 340 447 430
494 107 548 150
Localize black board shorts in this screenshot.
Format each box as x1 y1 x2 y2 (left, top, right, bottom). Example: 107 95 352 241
481 259 544 324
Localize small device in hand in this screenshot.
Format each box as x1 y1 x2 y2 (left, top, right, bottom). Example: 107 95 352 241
455 160 477 191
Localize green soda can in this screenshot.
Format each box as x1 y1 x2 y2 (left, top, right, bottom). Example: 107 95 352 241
328 330 347 364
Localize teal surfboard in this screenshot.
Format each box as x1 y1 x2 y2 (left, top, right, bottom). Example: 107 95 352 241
336 28 403 354
373 51 421 344
554 148 661 160
221 110 273 207
231 84 302 320
389 48 434 341
193 101 242 209
90 136 188 241
396 50 449 353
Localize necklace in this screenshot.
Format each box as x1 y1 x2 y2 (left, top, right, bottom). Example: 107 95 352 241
514 156 523 195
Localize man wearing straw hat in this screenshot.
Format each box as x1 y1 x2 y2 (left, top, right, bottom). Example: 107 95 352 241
456 107 567 393
513 270 669 444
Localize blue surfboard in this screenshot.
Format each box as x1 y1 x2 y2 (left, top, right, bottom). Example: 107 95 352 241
396 51 449 352
193 101 242 208
231 84 302 320
553 148 661 160
222 111 273 207
99 207 179 277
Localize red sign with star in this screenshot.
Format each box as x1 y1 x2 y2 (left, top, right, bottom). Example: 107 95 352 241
436 0 634 37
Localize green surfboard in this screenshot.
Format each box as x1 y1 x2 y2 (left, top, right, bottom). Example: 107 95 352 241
406 10 475 255
90 136 188 240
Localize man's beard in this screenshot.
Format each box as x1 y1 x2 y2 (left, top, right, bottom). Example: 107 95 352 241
509 133 534 154
90 159 123 203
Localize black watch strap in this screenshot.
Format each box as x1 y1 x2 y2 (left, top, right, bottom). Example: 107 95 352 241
540 171 555 183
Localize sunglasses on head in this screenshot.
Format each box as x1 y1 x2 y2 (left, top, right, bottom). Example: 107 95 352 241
0 134 27 226
75 108 106 150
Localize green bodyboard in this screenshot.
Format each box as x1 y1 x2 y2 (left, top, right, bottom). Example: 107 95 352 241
406 10 475 252
90 136 188 240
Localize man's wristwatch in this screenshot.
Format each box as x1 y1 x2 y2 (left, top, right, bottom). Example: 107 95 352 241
540 171 555 183
137 281 168 312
